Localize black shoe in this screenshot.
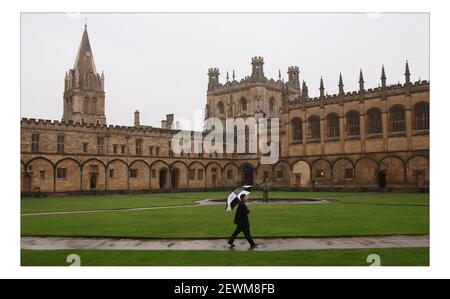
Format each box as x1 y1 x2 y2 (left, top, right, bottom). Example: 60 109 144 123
228 241 235 248
249 244 258 249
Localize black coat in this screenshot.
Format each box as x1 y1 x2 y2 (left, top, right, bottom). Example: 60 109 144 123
234 201 250 227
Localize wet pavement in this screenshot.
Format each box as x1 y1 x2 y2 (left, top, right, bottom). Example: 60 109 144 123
21 235 429 251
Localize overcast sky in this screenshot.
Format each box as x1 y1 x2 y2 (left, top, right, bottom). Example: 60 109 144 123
21 13 429 127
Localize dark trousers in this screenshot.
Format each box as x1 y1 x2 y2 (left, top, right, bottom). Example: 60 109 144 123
229 224 256 246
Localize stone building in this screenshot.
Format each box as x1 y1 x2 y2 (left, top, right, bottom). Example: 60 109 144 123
20 26 429 194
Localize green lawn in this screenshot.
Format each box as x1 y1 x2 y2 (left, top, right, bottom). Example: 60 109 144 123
21 191 429 214
21 198 429 239
21 248 429 266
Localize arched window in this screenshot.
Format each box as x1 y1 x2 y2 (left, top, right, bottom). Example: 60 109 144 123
346 111 360 137
390 105 406 132
308 115 321 140
414 102 429 130
367 108 382 135
269 97 276 113
218 102 225 115
92 98 97 114
291 118 303 142
240 98 247 112
326 113 340 138
84 97 89 114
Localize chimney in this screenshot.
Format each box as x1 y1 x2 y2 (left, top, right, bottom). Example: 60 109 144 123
134 110 140 127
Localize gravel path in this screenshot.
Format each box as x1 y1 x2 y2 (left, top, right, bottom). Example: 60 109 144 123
21 235 429 251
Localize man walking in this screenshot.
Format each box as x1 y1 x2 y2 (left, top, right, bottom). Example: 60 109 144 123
228 194 258 249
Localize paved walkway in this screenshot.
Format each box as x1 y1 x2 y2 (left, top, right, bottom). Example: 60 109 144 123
21 198 327 217
21 235 429 251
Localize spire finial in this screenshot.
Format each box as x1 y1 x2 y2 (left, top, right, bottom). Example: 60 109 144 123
226 71 229 82
359 69 365 94
338 73 344 95
381 65 387 87
278 69 282 81
319 77 325 98
404 60 411 85
232 70 236 81
84 17 88 30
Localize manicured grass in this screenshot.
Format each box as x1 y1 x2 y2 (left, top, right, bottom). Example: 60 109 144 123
21 200 429 239
21 192 429 214
21 247 429 266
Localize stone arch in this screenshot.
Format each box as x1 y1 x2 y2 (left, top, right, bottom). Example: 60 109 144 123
55 158 81 192
128 159 150 190
273 161 291 187
332 158 355 187
311 159 332 186
106 159 128 191
150 160 169 189
406 155 429 187
355 157 379 187
206 162 222 188
292 160 311 188
170 160 188 189
379 156 406 187
188 161 206 188
223 162 239 187
81 158 106 191
25 157 54 192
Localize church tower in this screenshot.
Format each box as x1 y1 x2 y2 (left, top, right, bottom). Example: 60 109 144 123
62 24 106 125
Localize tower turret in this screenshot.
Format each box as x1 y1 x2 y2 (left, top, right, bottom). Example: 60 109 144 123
250 56 265 82
207 68 220 92
338 73 345 96
287 66 300 89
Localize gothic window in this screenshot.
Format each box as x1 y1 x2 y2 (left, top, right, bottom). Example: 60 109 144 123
198 169 204 180
390 105 406 132
135 139 142 156
218 102 225 115
189 169 196 180
414 102 429 130
56 135 65 153
97 137 104 154
308 115 321 140
109 169 114 178
56 168 67 179
346 111 360 137
31 133 40 153
291 118 303 142
129 169 138 178
113 144 118 154
84 98 89 114
326 114 340 138
92 98 97 114
345 169 354 180
121 145 126 154
227 170 233 180
39 171 45 179
83 143 89 153
240 98 247 112
316 169 325 179
367 108 382 135
269 97 276 113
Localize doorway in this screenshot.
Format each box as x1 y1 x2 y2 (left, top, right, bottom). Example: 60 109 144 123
295 174 302 188
377 171 386 188
23 174 31 192
171 169 179 189
159 169 167 189
90 174 97 189
242 164 254 186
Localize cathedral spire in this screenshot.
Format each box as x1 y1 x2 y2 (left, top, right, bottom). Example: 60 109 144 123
73 24 97 74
